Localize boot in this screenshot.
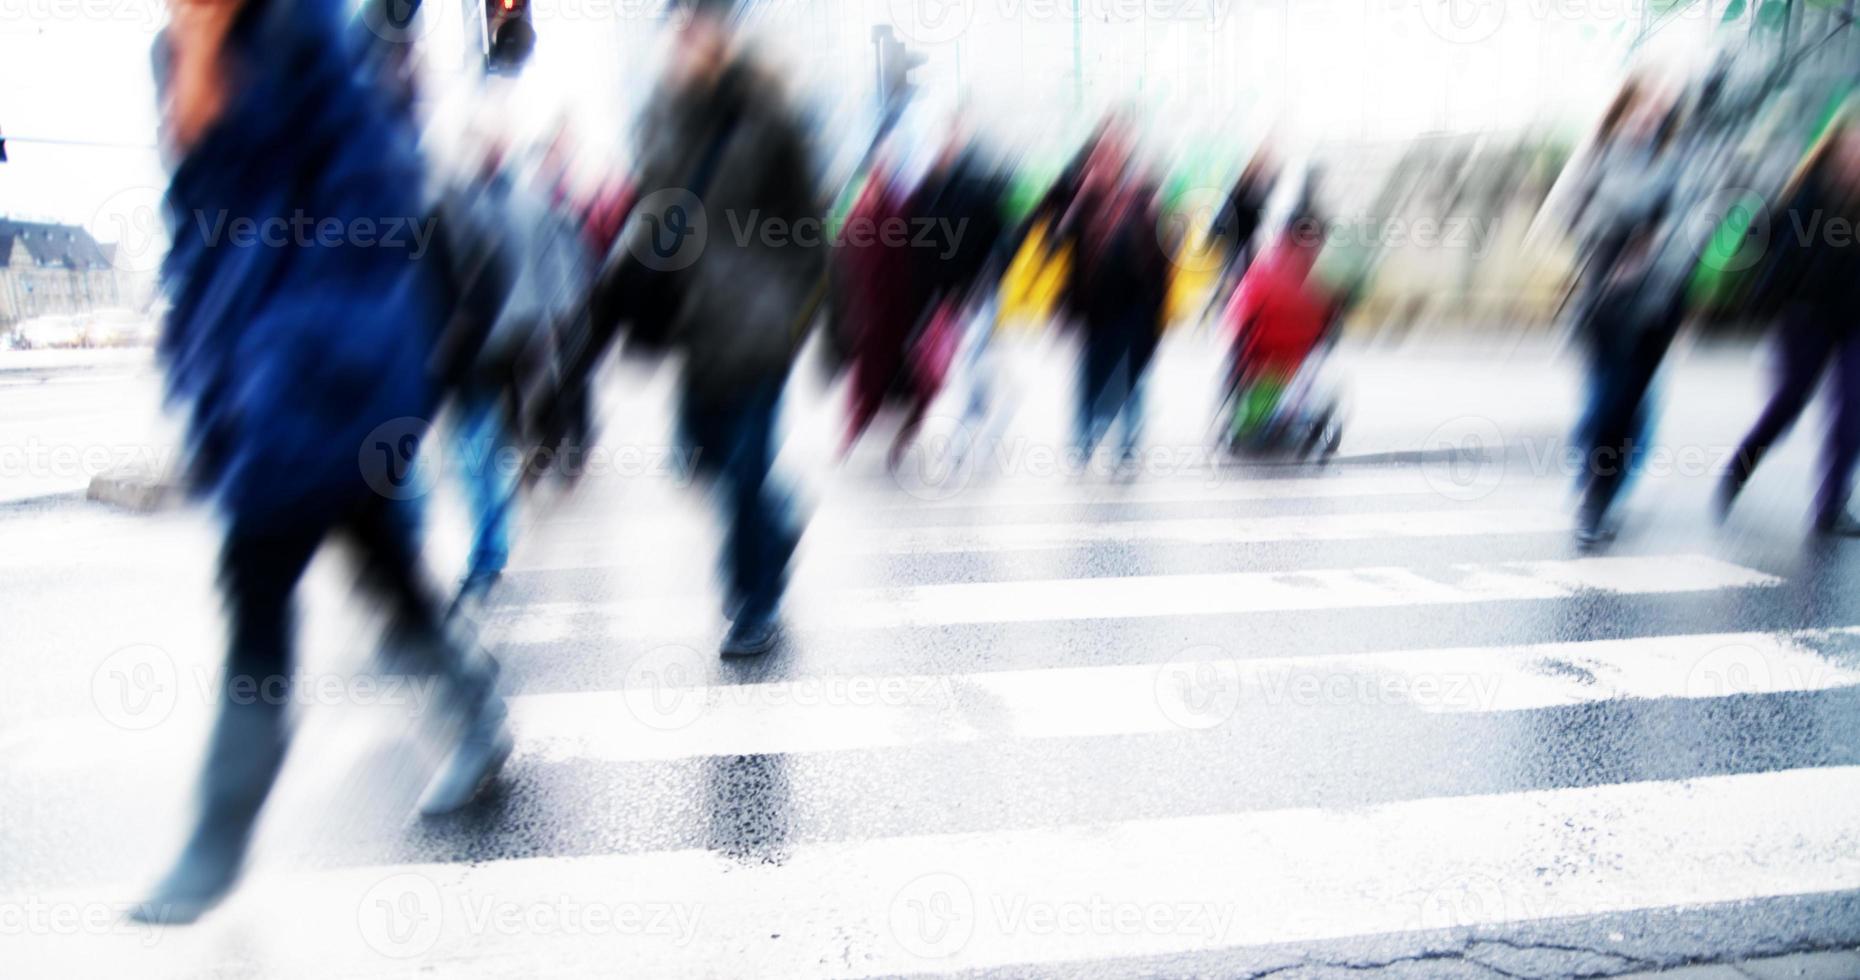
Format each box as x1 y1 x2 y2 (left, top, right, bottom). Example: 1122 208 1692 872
132 698 289 925
415 638 511 817
1574 503 1616 552
418 690 511 816
720 615 780 658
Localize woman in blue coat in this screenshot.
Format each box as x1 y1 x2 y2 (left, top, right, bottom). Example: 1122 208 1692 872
137 0 508 923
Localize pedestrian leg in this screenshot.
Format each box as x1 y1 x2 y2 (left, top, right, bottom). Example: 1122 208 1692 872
680 391 746 617
134 521 321 923
718 386 791 657
1578 326 1672 544
1721 312 1831 519
1076 333 1116 458
454 389 514 600
346 496 509 816
1119 327 1155 462
1814 331 1860 532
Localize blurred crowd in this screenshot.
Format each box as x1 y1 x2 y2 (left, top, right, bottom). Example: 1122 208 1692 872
131 0 1858 924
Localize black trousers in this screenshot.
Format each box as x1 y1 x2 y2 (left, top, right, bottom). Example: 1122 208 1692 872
219 495 451 692
1729 310 1860 525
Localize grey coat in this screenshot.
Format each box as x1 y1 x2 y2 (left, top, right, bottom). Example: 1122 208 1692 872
618 61 825 401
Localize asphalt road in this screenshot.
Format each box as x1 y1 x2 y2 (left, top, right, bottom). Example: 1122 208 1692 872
4 332 1860 978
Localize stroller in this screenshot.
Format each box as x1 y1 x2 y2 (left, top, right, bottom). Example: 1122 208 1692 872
1216 233 1348 459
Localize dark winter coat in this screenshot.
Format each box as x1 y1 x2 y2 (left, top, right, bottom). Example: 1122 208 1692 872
618 60 825 403
158 0 443 531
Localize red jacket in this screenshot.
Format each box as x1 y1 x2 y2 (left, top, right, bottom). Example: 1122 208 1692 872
1223 240 1331 370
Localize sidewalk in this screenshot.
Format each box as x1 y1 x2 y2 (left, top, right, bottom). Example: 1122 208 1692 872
0 346 155 378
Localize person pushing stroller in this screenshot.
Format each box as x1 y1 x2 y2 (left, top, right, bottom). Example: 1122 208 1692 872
1218 217 1346 455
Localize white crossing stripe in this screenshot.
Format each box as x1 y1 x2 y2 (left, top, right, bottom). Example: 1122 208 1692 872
505 628 1860 764
846 508 1570 553
27 766 1860 977
505 508 1573 570
523 472 1462 525
491 554 1782 643
857 471 1464 509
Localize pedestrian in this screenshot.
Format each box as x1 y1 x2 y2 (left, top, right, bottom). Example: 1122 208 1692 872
836 155 930 463
1562 90 1693 548
1718 104 1860 533
909 126 1013 463
1221 225 1339 443
598 0 824 656
1214 150 1275 285
136 0 509 923
446 134 592 608
1203 148 1276 327
1055 119 1172 470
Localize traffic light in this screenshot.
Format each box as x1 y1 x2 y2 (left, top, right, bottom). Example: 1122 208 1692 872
872 25 924 110
485 0 535 75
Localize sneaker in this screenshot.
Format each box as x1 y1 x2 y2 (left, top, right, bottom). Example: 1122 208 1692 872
447 570 502 620
1574 509 1617 551
129 828 249 925
720 617 780 658
419 698 512 817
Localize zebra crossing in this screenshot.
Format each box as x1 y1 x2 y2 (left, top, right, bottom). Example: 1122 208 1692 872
9 450 1860 979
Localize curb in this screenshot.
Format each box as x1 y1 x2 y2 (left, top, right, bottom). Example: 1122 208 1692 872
86 465 179 513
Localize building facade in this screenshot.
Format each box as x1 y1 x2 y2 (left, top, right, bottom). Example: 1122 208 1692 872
0 219 139 327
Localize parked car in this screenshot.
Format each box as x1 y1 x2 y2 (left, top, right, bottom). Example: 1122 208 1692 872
13 315 90 349
90 309 159 347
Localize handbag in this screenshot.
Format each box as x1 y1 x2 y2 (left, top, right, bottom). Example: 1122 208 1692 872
613 108 742 355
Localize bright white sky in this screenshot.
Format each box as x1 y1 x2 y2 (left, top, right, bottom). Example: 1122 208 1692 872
0 0 1723 243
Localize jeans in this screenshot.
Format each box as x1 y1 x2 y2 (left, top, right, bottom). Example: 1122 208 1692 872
1076 317 1153 457
679 383 799 624
453 390 513 580
1577 320 1675 524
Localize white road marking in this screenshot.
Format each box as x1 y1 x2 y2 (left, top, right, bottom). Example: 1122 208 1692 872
490 554 1782 643
22 766 1860 977
502 628 1860 763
